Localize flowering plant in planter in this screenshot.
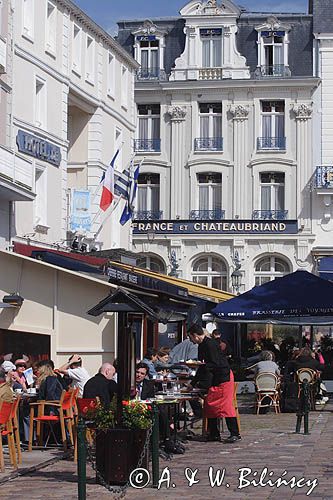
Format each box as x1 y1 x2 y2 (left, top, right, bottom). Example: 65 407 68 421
122 400 153 430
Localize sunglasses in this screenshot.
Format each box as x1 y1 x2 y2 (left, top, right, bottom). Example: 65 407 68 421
16 364 26 368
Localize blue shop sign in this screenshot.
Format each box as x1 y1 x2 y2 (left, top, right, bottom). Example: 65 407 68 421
132 219 298 235
16 130 61 166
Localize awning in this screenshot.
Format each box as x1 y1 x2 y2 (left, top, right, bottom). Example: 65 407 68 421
0 303 16 308
31 250 103 274
88 286 197 323
318 257 333 281
108 261 234 303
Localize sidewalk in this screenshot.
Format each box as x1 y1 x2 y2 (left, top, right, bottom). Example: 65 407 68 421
1 398 332 499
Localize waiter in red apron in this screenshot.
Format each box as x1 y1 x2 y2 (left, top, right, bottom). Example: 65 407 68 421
188 324 241 443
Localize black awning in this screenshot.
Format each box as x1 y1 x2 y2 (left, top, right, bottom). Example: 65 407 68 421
87 287 196 323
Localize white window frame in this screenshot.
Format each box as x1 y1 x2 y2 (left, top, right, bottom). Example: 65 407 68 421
137 104 161 145
107 51 115 98
260 172 285 212
254 255 290 286
121 65 128 109
34 166 47 227
137 174 160 213
85 34 95 84
72 24 82 75
197 173 222 212
34 76 46 128
137 255 165 273
192 255 227 290
200 30 223 68
138 38 160 73
22 0 34 41
45 1 56 56
199 103 222 139
257 29 290 70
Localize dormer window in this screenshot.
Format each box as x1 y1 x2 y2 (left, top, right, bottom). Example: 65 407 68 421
133 20 167 81
255 17 291 79
200 28 222 68
138 36 159 77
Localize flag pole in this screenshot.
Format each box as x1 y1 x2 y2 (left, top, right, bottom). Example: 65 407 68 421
91 141 125 205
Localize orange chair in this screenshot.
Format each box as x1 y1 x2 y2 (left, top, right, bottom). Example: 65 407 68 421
28 389 76 452
10 396 22 464
0 401 17 472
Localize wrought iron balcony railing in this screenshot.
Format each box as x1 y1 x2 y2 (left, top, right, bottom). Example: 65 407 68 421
133 210 163 220
257 137 286 150
194 137 223 151
190 209 225 220
136 68 167 81
134 139 161 152
255 65 291 79
315 166 333 188
252 210 288 220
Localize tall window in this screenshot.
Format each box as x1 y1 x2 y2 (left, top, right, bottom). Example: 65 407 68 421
262 31 284 71
139 37 159 75
35 77 46 128
192 256 227 290
260 172 285 212
23 0 34 40
72 24 82 73
121 66 128 108
254 256 290 286
259 101 285 149
137 174 160 216
34 167 47 226
197 173 222 213
45 1 56 54
199 103 222 138
137 104 160 151
200 28 222 68
86 35 94 83
107 52 115 96
137 256 165 273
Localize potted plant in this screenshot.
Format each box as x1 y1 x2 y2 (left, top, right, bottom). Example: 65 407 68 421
85 399 153 486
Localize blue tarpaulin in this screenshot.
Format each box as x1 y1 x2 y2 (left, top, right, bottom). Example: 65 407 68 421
212 270 333 325
318 257 333 281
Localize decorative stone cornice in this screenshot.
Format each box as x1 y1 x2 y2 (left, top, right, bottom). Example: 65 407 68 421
255 16 291 33
293 103 313 120
132 19 168 38
167 106 187 121
229 105 249 120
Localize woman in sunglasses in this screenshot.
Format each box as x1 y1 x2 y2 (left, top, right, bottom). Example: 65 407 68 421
12 358 28 391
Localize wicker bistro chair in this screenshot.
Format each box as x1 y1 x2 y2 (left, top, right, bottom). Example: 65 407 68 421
28 389 76 452
296 368 318 411
255 372 281 414
0 401 17 472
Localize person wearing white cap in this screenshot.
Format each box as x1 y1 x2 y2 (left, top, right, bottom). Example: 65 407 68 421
1 360 16 373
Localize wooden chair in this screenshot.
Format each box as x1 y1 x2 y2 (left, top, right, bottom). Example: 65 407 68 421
255 372 281 414
296 368 318 411
0 401 17 472
28 389 76 452
10 396 22 464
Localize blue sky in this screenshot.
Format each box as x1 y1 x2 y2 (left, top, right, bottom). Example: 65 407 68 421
73 1 308 35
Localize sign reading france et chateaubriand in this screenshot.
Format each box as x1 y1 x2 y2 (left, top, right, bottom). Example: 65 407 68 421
16 130 61 167
132 219 298 235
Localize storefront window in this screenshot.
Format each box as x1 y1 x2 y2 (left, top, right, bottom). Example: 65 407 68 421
0 329 50 365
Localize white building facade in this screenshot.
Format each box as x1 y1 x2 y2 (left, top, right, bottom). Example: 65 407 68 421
1 0 137 253
117 0 323 293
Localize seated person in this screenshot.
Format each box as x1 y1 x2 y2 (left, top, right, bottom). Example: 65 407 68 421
37 364 64 404
57 354 90 397
83 363 117 407
251 351 280 378
293 346 324 373
154 349 173 373
134 363 155 399
12 359 28 391
169 338 198 364
141 349 159 379
0 368 15 403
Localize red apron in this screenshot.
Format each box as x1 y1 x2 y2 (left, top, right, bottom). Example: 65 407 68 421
204 369 236 419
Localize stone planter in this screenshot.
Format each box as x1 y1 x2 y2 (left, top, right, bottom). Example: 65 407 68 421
95 428 148 485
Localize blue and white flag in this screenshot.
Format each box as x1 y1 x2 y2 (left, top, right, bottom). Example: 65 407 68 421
119 161 141 225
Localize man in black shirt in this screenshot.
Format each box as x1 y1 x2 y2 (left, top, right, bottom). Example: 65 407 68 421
83 363 117 407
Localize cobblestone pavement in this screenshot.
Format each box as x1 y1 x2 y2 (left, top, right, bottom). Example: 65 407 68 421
1 399 333 500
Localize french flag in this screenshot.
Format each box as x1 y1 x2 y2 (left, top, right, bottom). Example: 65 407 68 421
99 149 119 211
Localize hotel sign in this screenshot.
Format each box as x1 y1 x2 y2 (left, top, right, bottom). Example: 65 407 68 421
16 130 61 166
132 219 298 235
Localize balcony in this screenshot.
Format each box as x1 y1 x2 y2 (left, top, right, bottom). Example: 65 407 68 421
194 137 223 152
133 210 163 220
190 209 225 220
257 137 286 151
134 139 161 153
199 68 223 80
255 65 291 79
252 210 288 220
315 166 333 189
136 68 167 81
0 145 34 200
